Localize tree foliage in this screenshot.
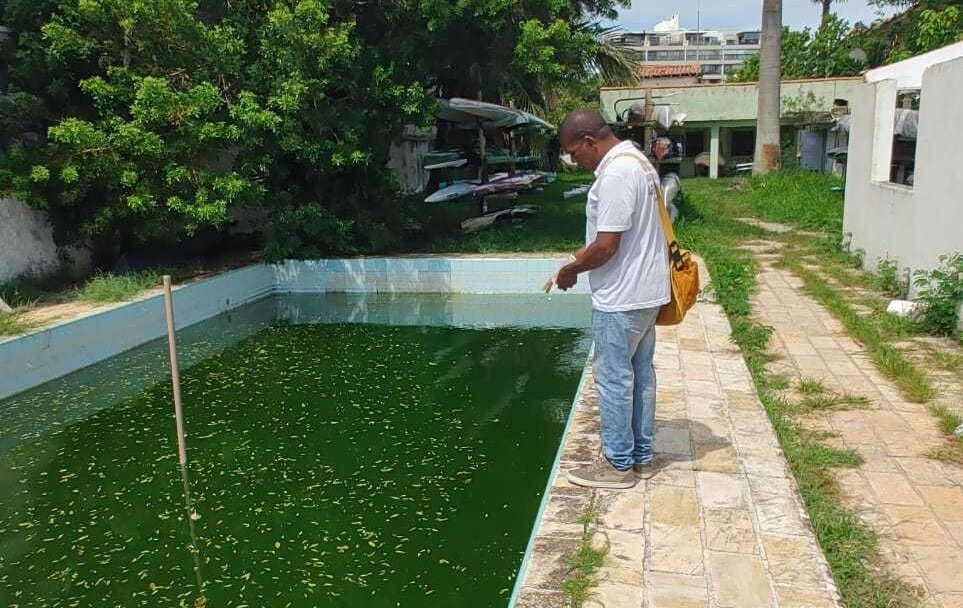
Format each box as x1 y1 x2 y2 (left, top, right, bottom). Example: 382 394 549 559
883 5 962 62
0 0 626 261
733 2 962 84
732 15 864 82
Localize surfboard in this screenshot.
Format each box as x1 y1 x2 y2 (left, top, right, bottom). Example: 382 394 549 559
424 158 468 170
424 181 476 203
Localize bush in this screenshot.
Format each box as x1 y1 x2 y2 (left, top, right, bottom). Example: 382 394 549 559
875 257 906 299
913 253 963 336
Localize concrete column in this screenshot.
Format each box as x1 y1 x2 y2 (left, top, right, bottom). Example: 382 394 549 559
709 125 721 179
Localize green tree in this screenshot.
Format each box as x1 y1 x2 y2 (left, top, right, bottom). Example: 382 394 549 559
1 0 625 262
885 5 963 62
732 15 863 81
851 0 963 66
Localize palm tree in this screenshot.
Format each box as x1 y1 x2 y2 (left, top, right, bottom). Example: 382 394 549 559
534 23 640 118
813 0 845 29
589 25 642 86
754 0 782 174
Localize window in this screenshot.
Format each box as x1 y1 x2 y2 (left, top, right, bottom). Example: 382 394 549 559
888 90 919 186
724 49 758 60
701 64 722 75
649 50 685 61
696 50 722 60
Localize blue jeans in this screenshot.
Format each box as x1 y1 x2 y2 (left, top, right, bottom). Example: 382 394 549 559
592 307 659 471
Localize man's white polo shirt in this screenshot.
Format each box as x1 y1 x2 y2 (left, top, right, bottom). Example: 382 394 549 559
585 141 670 312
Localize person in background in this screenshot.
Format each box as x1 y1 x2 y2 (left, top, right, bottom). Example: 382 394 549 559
653 136 673 161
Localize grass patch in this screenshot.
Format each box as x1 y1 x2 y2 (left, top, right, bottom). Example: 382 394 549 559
792 377 871 412
927 445 963 465
797 377 828 395
0 311 36 337
931 404 962 436
74 271 162 303
921 344 963 373
768 374 792 391
924 404 963 464
560 493 608 608
797 392 871 412
735 171 845 233
678 175 920 608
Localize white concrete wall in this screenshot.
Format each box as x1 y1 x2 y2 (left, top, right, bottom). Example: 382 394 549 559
0 198 59 285
386 125 436 194
866 40 963 89
842 57 963 290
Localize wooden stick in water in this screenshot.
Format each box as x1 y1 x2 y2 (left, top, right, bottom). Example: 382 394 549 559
162 275 206 606
163 275 189 466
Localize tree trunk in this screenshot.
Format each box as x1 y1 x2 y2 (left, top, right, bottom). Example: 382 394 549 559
754 0 782 175
821 0 832 28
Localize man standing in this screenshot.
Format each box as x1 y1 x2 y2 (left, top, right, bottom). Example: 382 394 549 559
555 109 669 489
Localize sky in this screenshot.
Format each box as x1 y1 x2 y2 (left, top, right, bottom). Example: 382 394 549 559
612 1 902 33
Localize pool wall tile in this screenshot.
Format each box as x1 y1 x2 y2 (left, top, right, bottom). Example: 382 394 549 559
0 264 275 400
1 257 589 399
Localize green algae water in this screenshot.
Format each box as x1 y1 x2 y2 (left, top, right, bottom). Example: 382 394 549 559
0 296 590 608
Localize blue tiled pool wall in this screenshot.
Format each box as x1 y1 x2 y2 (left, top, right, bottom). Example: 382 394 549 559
1 257 588 399
0 264 276 401
277 293 590 329
0 296 280 453
273 257 591 294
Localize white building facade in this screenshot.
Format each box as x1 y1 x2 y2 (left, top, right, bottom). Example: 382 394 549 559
842 41 963 294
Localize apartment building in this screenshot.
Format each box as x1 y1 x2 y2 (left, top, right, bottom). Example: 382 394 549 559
619 15 761 83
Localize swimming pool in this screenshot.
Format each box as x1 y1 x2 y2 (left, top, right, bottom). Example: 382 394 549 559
0 294 591 607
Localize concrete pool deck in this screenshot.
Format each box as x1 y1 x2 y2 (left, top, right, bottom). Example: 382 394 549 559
513 296 842 608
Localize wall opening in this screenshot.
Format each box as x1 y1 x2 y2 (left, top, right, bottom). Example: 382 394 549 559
889 89 920 187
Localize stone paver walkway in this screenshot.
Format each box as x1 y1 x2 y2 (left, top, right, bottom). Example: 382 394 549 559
514 240 963 607
750 250 963 608
515 296 843 607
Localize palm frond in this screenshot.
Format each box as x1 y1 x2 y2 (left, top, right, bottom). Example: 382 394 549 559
579 23 642 87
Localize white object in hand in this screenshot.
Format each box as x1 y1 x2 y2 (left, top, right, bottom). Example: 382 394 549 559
543 255 577 293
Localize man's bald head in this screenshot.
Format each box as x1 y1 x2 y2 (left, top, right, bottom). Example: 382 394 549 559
558 108 620 171
559 109 612 146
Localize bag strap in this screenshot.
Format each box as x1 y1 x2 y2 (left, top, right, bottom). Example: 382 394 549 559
608 152 687 271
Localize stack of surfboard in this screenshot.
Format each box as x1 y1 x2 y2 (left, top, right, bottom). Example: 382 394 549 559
423 172 546 203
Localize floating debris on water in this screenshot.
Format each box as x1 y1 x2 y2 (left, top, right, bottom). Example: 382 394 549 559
0 320 588 607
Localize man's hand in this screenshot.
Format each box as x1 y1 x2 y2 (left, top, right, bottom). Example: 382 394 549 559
556 232 621 291
556 265 578 291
